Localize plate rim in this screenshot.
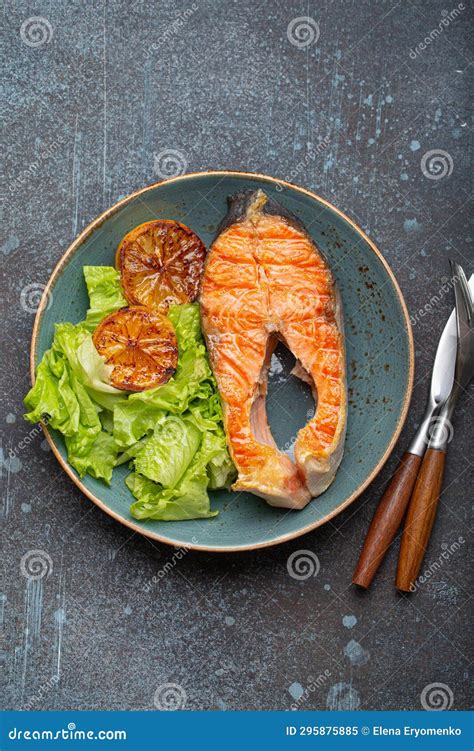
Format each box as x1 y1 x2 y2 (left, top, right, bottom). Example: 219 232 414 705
30 170 415 552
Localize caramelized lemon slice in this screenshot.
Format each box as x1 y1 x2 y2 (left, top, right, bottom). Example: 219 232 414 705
117 220 206 311
93 306 178 392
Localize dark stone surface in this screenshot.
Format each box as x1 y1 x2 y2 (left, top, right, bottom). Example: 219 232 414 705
1 0 472 712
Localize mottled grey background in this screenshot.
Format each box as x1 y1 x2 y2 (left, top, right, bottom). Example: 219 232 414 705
1 0 472 713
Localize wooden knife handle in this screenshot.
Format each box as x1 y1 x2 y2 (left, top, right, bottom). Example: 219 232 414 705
396 447 446 592
352 452 422 589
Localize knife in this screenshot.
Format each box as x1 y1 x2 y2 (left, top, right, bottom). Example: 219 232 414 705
352 273 474 589
396 263 474 591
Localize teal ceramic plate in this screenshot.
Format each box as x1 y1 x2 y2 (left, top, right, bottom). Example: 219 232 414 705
31 171 414 551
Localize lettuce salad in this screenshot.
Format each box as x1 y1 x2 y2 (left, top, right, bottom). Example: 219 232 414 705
24 266 236 521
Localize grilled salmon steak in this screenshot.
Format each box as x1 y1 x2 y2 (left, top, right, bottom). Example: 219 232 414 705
200 190 346 509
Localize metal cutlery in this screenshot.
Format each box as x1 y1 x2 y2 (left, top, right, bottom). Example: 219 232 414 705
353 264 473 590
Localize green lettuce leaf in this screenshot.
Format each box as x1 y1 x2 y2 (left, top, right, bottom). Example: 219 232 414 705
66 430 118 484
134 416 201 487
127 468 216 521
24 348 75 433
115 436 150 466
25 322 124 419
83 266 127 331
128 340 213 413
113 400 164 448
24 322 118 484
24 331 101 438
127 418 235 521
25 282 236 522
167 303 203 346
75 334 127 411
203 429 237 489
119 304 214 431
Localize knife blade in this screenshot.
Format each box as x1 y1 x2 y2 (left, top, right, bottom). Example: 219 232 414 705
409 272 474 455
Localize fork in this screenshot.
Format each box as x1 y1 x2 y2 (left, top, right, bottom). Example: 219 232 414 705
396 262 474 591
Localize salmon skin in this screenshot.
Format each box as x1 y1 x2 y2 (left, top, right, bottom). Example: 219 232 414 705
200 189 347 509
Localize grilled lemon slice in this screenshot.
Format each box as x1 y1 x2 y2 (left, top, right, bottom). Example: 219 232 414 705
117 220 206 312
92 306 178 392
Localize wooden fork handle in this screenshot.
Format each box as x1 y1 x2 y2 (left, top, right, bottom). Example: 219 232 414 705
352 452 422 589
396 448 446 592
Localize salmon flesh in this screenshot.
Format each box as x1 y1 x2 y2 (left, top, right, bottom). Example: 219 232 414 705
200 190 347 509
